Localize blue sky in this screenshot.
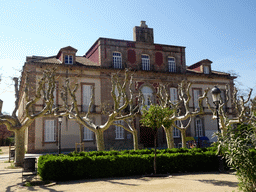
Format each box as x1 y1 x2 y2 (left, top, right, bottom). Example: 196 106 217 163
0 0 256 113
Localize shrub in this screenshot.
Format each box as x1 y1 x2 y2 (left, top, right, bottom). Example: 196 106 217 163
38 149 218 181
216 124 256 192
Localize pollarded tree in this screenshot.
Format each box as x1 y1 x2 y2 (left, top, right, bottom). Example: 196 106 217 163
157 81 209 148
0 69 56 166
206 85 255 135
140 104 174 175
60 69 140 151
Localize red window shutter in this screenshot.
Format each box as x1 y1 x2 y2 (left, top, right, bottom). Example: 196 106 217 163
155 52 163 66
128 50 136 64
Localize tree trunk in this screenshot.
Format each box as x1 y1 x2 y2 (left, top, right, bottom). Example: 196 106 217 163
165 127 175 149
15 129 25 167
180 129 187 148
132 130 139 150
154 133 157 175
95 129 105 151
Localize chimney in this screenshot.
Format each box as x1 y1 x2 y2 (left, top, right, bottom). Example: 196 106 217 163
133 21 154 44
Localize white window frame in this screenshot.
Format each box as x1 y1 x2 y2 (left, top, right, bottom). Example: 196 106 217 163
115 120 124 140
193 89 200 109
82 84 92 112
44 119 56 142
83 127 94 141
203 66 209 74
170 87 178 103
195 118 203 137
168 57 176 72
65 55 73 64
113 52 122 69
173 121 181 138
141 54 150 71
141 86 153 110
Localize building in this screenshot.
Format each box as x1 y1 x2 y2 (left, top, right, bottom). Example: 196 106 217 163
18 21 236 153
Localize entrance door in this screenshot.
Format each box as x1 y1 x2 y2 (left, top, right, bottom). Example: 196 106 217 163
140 125 155 148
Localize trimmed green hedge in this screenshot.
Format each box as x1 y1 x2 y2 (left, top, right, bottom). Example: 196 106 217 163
38 148 219 181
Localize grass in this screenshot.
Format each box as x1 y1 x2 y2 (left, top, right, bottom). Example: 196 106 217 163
4 160 14 163
6 162 20 169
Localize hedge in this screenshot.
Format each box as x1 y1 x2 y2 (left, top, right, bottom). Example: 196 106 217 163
38 148 219 181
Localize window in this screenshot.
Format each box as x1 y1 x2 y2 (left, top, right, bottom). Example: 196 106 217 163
65 55 73 64
113 52 122 69
173 121 180 138
168 57 176 72
170 87 178 103
195 118 203 137
83 127 94 141
203 66 209 74
44 119 56 142
115 86 123 107
45 82 57 107
141 86 153 110
82 84 92 112
141 55 150 71
193 89 201 109
115 120 124 139
221 90 227 112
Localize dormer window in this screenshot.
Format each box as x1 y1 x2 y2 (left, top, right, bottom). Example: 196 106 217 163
168 57 176 72
203 66 209 74
141 54 150 70
65 55 73 64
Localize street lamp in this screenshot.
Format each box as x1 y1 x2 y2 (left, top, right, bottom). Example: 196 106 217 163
58 116 63 154
211 86 221 132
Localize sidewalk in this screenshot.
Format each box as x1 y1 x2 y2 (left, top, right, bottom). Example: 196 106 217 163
0 146 239 192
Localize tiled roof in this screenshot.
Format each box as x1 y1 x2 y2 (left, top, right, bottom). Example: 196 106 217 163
76 56 98 66
186 68 230 76
26 56 98 67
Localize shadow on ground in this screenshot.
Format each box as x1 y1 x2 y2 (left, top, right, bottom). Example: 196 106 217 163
198 179 239 188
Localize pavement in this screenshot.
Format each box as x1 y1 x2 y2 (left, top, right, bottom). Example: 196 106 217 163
0 146 240 192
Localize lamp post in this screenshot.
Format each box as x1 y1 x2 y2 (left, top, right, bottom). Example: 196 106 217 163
58 116 63 154
197 119 200 148
211 86 221 132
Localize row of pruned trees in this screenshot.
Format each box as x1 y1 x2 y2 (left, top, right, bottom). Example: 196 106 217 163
0 68 255 166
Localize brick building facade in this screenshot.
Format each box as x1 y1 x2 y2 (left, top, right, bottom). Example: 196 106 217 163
18 21 235 153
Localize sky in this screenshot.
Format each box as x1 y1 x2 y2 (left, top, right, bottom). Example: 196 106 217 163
0 0 256 114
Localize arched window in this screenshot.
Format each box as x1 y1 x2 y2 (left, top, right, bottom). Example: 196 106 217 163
168 57 176 72
141 86 153 109
141 54 150 71
113 52 122 69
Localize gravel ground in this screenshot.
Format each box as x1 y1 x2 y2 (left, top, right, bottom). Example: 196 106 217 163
0 146 239 192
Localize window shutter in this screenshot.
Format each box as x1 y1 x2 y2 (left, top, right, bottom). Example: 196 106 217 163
44 119 55 142
82 85 92 112
170 88 177 102
193 89 200 108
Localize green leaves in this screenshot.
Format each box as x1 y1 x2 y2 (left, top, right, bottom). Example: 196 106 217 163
140 104 174 131
38 148 219 181
216 124 256 191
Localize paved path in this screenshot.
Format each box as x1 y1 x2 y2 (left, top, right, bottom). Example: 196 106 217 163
0 146 239 192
